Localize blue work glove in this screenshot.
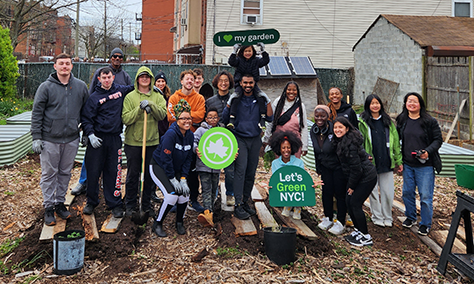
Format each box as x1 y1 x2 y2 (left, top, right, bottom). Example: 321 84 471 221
140 100 151 114
88 134 103 148
257 42 265 51
180 178 190 197
32 139 43 154
233 43 241 54
170 177 182 194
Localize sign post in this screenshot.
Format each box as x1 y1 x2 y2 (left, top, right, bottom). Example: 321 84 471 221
213 29 280 47
268 166 316 207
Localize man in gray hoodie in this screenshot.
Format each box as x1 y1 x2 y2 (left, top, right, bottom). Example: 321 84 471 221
31 53 89 226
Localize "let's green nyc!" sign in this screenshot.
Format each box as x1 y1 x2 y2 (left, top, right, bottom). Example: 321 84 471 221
213 29 280 46
269 166 316 207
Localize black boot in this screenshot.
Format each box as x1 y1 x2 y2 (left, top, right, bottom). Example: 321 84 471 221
176 222 186 235
175 202 187 235
152 221 167 237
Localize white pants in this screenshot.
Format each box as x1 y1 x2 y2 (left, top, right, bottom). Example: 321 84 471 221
369 171 394 223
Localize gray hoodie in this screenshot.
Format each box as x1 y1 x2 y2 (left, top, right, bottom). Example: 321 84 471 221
31 73 89 143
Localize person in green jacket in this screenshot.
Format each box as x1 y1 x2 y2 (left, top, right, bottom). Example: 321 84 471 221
122 66 167 217
358 94 402 228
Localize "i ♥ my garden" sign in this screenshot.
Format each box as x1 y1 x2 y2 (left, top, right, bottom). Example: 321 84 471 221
213 29 280 46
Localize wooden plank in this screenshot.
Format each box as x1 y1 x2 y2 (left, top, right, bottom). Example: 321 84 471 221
251 186 264 201
254 201 278 228
273 207 317 240
220 183 234 212
39 217 67 241
230 216 257 236
100 215 123 233
441 223 466 241
64 189 75 206
255 183 268 200
431 230 466 254
82 213 100 241
445 99 467 142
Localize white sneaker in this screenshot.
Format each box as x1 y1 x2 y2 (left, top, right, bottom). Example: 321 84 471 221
373 219 385 227
318 217 333 230
281 207 291 217
328 220 345 235
292 207 301 220
384 220 393 227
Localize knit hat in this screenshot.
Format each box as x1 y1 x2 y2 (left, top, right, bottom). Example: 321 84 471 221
314 104 330 116
173 99 191 119
155 71 167 83
110 48 124 58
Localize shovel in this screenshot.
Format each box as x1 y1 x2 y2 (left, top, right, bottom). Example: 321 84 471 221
132 110 150 225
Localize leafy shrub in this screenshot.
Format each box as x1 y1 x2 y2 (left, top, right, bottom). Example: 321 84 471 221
0 26 19 100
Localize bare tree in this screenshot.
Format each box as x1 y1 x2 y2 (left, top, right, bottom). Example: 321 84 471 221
0 0 87 49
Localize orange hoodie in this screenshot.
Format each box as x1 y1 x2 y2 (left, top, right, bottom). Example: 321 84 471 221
167 89 206 132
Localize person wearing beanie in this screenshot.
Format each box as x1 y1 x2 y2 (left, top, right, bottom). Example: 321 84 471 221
72 47 133 196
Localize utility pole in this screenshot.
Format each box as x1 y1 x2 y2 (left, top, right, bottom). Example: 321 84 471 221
75 0 80 57
104 0 107 59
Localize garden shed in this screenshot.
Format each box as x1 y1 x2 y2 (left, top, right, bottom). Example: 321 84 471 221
353 15 474 141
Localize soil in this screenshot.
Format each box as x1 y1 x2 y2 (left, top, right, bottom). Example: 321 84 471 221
0 153 473 283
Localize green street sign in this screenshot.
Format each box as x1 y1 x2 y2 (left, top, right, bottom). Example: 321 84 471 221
269 166 316 207
198 127 238 170
213 29 280 47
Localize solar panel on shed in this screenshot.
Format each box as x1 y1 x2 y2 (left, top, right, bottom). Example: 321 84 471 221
289 57 316 75
267 56 291 75
259 67 267 77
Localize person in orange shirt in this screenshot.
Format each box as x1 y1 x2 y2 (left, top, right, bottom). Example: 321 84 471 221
167 69 206 212
167 70 206 132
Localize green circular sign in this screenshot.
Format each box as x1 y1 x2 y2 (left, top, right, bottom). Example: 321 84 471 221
198 127 238 170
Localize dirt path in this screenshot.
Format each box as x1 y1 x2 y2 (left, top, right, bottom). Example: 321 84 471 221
0 153 472 283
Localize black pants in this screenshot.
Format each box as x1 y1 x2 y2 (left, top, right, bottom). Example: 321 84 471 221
188 153 200 203
346 178 377 234
85 133 123 209
233 135 261 205
124 144 157 211
321 165 347 224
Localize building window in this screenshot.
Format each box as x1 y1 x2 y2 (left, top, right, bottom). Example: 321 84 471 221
453 0 472 17
241 0 263 25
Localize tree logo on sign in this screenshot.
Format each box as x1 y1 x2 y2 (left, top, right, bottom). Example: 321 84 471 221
198 127 238 169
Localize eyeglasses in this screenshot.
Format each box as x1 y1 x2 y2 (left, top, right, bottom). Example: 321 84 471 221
111 55 123 59
206 117 218 120
178 117 192 121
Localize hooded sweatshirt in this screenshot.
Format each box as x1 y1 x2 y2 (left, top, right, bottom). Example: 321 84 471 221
152 122 194 179
122 66 167 146
81 82 134 137
89 64 132 94
167 89 206 132
31 72 89 143
336 100 358 130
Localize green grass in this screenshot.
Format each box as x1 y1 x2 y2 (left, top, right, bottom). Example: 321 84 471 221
216 246 243 258
0 237 25 258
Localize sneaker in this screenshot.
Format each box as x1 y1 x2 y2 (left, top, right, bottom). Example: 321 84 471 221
83 203 95 215
226 195 235 206
242 203 256 216
418 225 430 236
344 230 361 242
55 203 71 220
328 220 345 235
71 183 87 195
281 207 291 217
373 219 385 227
347 233 373 247
198 210 214 227
112 206 124 218
44 206 56 226
188 201 205 213
402 218 416 228
292 208 302 220
318 217 333 230
234 205 250 220
384 220 393 227
226 123 235 130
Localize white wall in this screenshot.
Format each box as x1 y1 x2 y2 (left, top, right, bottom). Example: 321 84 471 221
205 0 451 69
354 17 424 114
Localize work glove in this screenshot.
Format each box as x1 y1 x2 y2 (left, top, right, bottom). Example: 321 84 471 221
80 133 88 147
140 100 151 114
257 42 265 51
180 178 190 197
32 139 43 154
233 43 241 54
170 177 182 194
88 134 103 148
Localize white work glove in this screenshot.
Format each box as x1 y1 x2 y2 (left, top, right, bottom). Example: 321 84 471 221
180 178 190 197
32 139 43 154
88 134 103 148
233 43 241 54
170 177 182 194
257 42 265 51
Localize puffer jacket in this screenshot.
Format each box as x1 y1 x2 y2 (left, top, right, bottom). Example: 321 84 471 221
228 51 269 84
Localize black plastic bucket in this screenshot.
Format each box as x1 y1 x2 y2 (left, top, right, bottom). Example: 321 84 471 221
53 230 85 275
263 227 297 265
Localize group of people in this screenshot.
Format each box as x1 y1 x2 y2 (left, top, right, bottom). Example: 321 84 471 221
31 44 443 246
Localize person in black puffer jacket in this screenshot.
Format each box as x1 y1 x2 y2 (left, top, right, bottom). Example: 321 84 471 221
332 117 377 247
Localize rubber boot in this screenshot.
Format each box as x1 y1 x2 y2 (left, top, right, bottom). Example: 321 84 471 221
198 210 214 227
152 221 167 237
176 202 187 235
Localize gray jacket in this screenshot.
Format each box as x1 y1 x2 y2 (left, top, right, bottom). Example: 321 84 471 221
205 92 230 123
31 73 89 143
193 121 222 174
89 64 132 94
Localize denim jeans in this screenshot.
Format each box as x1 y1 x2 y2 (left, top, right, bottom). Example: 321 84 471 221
199 172 219 211
402 164 435 228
